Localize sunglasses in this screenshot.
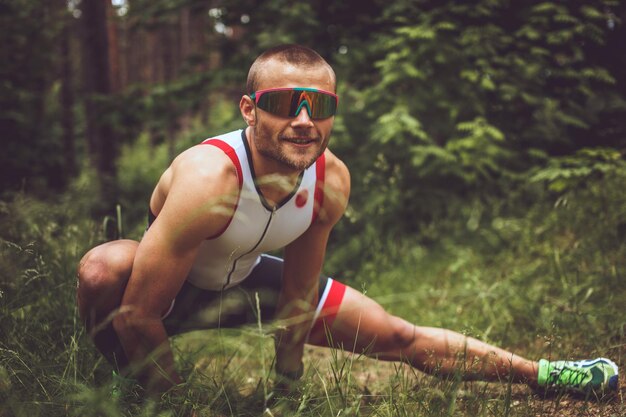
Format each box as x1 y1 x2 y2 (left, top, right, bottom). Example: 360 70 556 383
249 87 339 120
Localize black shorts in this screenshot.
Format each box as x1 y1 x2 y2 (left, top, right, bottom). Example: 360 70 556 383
162 254 342 336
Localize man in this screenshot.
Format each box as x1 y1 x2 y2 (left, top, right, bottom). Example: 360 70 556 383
77 44 618 398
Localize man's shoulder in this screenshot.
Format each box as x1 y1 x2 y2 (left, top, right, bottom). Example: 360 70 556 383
316 149 350 224
200 128 244 144
322 149 350 190
169 141 241 192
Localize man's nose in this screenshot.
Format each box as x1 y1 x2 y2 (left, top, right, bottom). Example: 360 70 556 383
291 105 314 127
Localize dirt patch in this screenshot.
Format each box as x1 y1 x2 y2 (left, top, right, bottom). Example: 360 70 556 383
303 346 625 416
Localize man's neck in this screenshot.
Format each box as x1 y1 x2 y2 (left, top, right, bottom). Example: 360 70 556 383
245 126 303 207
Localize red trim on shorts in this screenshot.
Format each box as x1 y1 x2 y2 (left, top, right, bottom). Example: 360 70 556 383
312 152 326 224
201 139 243 238
310 279 346 336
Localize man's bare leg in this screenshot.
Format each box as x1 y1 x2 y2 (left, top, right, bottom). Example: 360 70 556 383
77 239 138 369
308 285 538 384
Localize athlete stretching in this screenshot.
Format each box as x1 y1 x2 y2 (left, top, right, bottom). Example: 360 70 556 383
77 44 618 399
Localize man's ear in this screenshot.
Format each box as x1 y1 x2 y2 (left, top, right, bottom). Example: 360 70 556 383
240 95 256 126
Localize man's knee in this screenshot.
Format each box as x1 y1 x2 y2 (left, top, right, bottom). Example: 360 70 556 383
77 254 112 299
374 316 416 353
77 241 136 313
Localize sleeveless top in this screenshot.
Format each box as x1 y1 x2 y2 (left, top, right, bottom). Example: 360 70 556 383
182 129 326 290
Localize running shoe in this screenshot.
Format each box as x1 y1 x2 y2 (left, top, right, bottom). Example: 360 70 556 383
537 357 619 396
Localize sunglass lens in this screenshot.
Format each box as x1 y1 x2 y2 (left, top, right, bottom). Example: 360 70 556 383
308 92 337 119
256 90 337 119
257 91 295 118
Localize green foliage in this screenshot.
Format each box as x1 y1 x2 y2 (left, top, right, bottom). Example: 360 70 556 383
116 133 170 238
408 117 509 186
0 190 101 416
530 147 626 192
337 0 625 234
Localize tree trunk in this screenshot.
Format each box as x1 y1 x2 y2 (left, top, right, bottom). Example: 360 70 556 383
161 22 177 160
106 0 122 92
180 7 190 63
80 0 117 209
60 18 76 183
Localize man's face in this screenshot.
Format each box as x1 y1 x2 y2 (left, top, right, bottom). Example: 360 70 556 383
249 60 335 173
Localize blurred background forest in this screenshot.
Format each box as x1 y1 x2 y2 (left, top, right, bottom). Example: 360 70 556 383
1 0 626 416
3 0 626 233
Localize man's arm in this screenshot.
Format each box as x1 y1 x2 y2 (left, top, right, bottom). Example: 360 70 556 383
112 146 239 394
274 150 350 379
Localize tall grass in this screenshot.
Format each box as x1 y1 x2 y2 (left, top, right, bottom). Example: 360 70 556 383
1 162 624 416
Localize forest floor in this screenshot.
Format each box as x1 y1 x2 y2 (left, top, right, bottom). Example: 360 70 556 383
300 346 625 417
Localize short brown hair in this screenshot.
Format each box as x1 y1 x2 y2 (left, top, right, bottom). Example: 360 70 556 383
246 44 335 94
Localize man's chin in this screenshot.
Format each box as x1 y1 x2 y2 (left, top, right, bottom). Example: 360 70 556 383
282 158 316 172
277 144 323 169
279 153 319 172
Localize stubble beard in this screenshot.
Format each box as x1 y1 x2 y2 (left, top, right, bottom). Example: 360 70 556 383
254 124 326 172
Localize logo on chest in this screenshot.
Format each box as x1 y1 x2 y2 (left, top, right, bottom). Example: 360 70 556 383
295 190 309 208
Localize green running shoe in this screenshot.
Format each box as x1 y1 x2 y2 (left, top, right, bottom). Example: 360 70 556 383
537 358 619 395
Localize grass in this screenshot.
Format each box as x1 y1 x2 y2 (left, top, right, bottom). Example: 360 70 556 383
0 182 624 416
